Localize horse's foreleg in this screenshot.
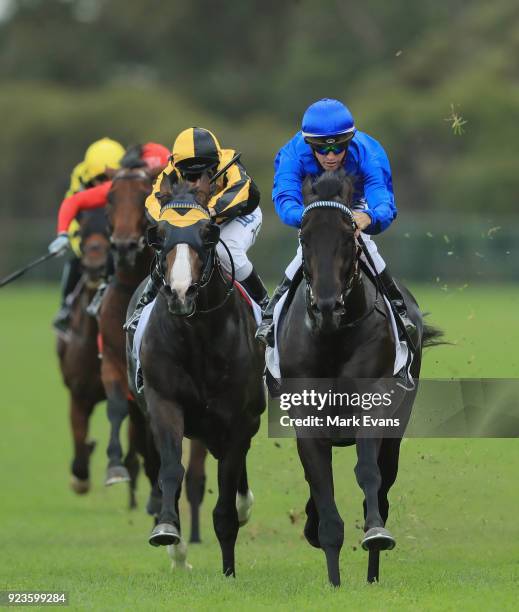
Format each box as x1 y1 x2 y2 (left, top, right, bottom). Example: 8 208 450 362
355 438 384 530
186 439 207 543
363 437 402 583
104 382 130 485
213 439 250 577
124 406 141 509
143 430 162 521
236 462 254 526
355 437 395 582
297 438 343 587
69 395 95 494
375 437 402 525
147 388 185 547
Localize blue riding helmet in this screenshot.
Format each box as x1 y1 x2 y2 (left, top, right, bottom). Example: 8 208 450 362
302 98 356 145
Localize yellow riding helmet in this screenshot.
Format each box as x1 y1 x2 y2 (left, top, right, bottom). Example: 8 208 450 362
65 161 88 197
82 137 125 184
172 127 221 176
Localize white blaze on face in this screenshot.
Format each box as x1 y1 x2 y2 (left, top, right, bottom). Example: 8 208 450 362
169 244 193 302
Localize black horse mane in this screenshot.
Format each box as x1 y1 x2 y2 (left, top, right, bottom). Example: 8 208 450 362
303 170 353 206
120 144 147 169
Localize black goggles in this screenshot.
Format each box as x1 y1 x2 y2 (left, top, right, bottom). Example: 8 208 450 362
305 132 355 155
179 166 218 182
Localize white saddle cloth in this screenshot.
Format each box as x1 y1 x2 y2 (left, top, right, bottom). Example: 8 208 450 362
132 286 263 390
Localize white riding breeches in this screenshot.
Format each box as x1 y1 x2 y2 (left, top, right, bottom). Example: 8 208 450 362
285 232 386 280
216 207 262 282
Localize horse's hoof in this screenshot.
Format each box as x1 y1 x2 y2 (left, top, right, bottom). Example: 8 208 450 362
149 523 180 547
236 489 254 526
70 475 90 495
167 540 192 570
361 527 396 551
104 466 130 486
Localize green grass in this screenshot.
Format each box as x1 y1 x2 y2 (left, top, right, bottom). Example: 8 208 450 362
1 284 518 611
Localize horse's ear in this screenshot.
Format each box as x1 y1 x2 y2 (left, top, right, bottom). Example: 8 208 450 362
302 176 315 206
195 172 211 208
340 175 353 204
156 171 173 204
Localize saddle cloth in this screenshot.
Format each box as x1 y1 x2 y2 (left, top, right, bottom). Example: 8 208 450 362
265 279 409 382
131 283 262 391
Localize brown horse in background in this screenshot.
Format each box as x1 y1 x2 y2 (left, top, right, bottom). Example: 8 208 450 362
100 159 208 540
56 209 111 494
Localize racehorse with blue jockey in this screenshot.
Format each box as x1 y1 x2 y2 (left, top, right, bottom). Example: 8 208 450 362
257 98 416 380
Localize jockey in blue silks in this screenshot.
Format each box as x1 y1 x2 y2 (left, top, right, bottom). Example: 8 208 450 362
256 97 416 346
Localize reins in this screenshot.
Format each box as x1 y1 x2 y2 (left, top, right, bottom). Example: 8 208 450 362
299 200 379 330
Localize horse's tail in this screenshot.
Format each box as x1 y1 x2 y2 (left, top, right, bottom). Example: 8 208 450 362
422 321 447 348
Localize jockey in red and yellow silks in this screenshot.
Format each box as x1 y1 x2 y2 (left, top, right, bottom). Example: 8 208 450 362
49 141 170 333
56 143 170 235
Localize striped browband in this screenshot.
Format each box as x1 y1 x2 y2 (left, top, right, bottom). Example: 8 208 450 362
301 201 356 228
159 202 211 218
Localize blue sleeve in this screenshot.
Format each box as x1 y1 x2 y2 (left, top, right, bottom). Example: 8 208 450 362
272 145 305 228
358 141 397 235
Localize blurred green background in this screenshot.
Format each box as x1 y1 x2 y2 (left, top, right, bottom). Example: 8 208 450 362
0 0 517 283
1 5 518 607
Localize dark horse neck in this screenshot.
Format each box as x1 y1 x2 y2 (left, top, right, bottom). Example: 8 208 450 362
192 262 238 328
340 271 373 329
113 247 154 290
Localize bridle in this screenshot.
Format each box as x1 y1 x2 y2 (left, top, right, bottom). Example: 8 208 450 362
107 168 154 255
154 202 235 317
299 200 377 328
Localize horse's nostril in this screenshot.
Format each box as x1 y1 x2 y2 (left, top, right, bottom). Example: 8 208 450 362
316 298 337 314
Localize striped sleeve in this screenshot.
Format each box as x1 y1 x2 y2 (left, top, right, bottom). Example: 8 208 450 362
210 153 260 220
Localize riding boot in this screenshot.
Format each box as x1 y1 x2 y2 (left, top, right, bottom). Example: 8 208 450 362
239 267 270 311
53 256 81 333
379 268 417 337
255 275 292 348
124 266 161 332
86 281 108 318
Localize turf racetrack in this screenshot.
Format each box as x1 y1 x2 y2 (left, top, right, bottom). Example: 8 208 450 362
1 284 518 610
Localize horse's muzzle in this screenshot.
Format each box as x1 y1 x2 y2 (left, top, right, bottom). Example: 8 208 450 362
309 297 345 333
163 285 197 317
111 236 145 268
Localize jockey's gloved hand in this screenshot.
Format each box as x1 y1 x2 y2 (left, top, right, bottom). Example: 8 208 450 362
352 211 371 231
48 232 70 256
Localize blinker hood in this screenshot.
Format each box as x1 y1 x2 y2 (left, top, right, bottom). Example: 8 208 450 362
148 219 220 258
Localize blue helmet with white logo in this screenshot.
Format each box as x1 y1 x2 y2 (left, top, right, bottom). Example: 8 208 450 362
302 98 356 146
